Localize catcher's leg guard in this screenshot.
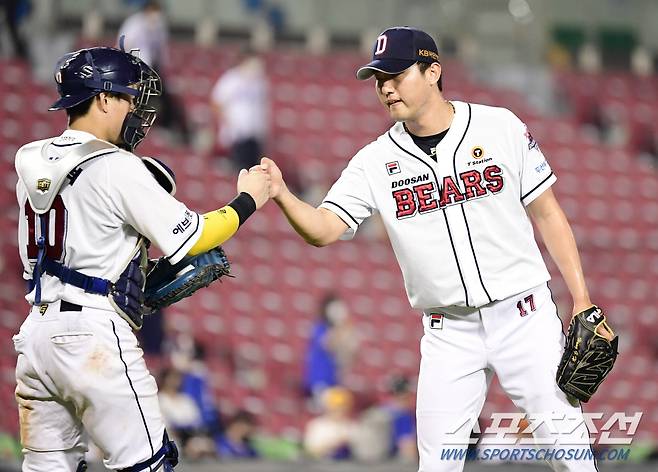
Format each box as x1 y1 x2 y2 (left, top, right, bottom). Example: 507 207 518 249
120 431 178 471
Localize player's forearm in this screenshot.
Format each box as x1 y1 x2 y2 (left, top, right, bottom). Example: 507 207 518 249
533 207 591 313
187 193 255 255
274 185 339 247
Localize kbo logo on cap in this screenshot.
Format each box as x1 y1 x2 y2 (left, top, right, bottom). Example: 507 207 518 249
374 35 388 55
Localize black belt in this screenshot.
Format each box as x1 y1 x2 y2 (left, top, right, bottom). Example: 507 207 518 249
60 300 83 312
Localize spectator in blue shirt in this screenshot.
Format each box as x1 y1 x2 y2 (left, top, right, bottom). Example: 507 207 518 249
216 410 259 459
382 375 417 461
304 294 359 400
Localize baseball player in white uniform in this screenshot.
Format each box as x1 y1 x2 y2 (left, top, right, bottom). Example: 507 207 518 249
260 27 608 471
13 46 269 471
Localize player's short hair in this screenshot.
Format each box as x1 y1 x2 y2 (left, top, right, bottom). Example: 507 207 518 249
66 92 130 123
66 96 95 122
417 62 443 91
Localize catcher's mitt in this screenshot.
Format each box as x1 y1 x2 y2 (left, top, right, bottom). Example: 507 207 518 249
144 247 232 311
556 306 618 403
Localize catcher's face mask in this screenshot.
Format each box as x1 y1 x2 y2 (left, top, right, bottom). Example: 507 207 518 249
119 62 162 151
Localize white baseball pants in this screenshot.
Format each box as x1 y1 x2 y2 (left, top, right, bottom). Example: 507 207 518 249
416 283 596 472
13 300 166 471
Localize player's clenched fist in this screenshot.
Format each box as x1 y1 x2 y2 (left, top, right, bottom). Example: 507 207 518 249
259 157 285 200
237 167 270 209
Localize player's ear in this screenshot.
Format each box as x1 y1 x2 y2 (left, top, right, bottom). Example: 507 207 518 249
428 62 442 88
97 93 111 113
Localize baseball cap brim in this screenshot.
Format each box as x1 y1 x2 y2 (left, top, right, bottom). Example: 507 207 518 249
356 58 416 80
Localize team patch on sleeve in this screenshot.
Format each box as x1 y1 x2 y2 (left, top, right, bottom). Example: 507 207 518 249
524 125 539 151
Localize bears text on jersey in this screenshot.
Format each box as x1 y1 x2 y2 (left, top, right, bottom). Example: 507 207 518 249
391 165 504 219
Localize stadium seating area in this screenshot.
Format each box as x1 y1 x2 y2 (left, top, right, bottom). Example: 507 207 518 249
1 43 657 445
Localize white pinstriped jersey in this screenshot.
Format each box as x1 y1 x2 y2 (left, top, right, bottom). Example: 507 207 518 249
16 130 204 309
320 101 556 310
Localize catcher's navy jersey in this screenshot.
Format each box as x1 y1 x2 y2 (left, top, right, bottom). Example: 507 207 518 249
16 130 204 308
320 101 556 309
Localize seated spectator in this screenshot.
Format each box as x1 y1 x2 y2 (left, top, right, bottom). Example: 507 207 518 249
350 405 392 462
158 367 216 460
216 410 259 459
381 375 417 461
304 294 359 400
180 343 224 435
168 333 224 436
304 386 356 460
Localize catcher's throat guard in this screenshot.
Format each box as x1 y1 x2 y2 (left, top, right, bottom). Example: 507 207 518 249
556 306 619 403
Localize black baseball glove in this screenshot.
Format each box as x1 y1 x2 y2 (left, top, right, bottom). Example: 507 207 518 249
144 247 232 311
556 305 618 403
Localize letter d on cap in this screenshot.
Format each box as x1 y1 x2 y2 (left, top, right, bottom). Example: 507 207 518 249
374 35 387 55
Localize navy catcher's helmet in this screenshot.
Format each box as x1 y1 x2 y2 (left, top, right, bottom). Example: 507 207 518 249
50 46 162 151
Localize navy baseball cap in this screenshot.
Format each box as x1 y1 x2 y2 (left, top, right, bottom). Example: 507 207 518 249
356 27 440 80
